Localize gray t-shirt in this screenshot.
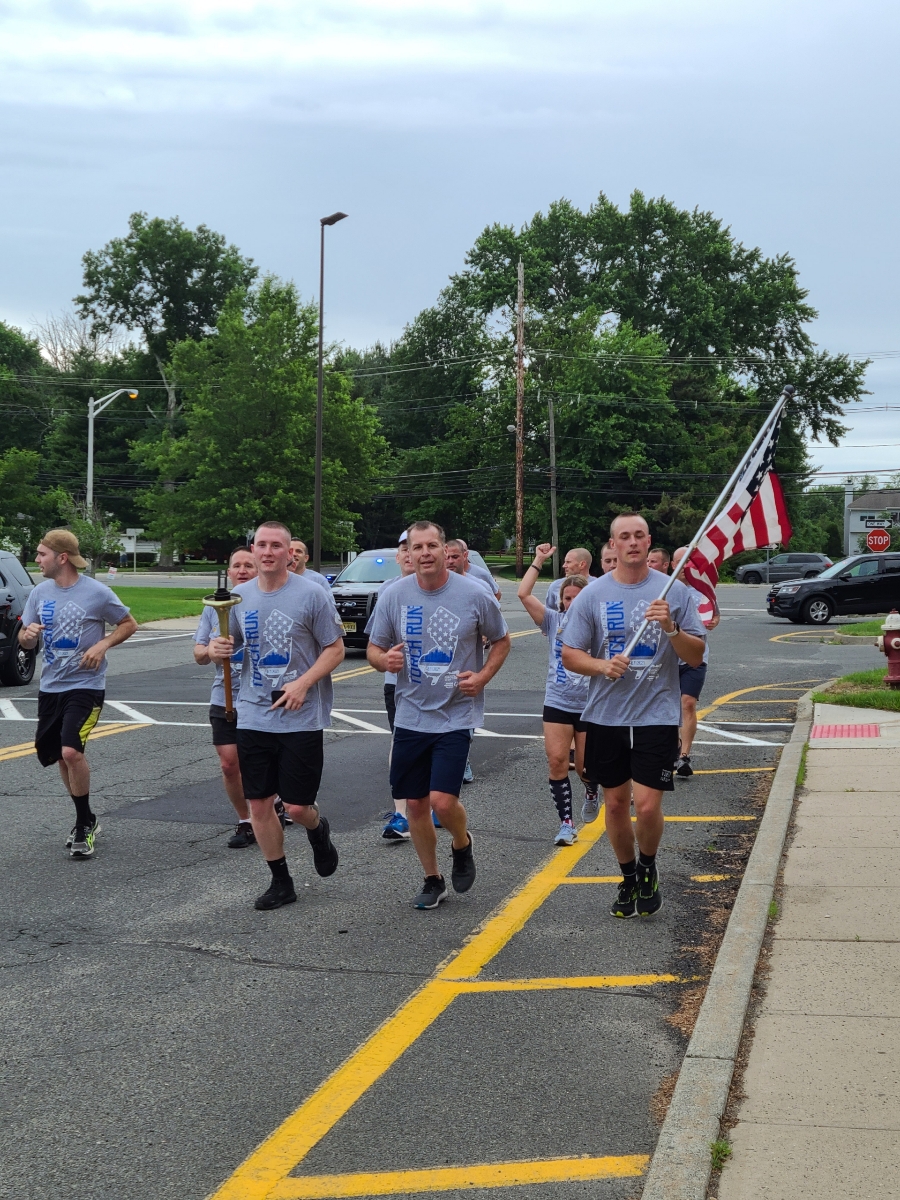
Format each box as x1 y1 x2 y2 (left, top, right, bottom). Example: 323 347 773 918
541 607 590 712
561 569 706 726
296 569 334 596
680 583 711 666
370 574 402 685
194 604 245 708
229 574 344 732
366 572 509 733
466 562 500 596
22 575 130 693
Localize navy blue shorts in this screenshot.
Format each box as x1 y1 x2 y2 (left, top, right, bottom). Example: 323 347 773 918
542 704 587 734
679 662 708 700
390 727 471 800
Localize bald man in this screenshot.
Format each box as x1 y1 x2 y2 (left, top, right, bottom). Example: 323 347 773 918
547 547 593 611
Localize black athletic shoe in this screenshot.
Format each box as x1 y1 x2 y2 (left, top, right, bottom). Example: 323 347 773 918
674 755 693 778
450 832 476 894
274 798 293 827
254 877 297 910
610 878 637 919
228 821 256 849
636 861 663 917
414 875 448 909
307 816 339 877
66 815 99 850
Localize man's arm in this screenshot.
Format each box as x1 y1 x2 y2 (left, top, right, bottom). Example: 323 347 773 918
273 638 346 711
367 641 405 674
457 632 511 697
79 614 138 670
561 644 630 680
517 543 553 626
645 598 705 667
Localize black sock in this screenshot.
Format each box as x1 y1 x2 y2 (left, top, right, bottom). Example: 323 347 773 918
584 779 599 797
267 856 291 882
619 857 637 882
72 793 93 826
638 851 656 870
549 777 573 823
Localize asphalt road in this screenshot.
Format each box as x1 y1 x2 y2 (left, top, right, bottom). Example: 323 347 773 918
0 585 884 1200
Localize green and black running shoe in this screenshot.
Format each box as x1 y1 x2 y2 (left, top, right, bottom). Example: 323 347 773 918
69 818 100 859
636 861 663 916
610 878 637 918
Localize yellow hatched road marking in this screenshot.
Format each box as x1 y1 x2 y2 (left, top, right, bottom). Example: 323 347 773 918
454 974 679 992
269 1155 650 1198
563 874 732 884
508 629 540 639
697 679 822 720
211 818 609 1198
332 666 376 682
692 874 730 882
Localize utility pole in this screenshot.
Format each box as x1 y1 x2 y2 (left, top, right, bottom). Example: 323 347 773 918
546 390 559 579
514 258 525 578
313 211 348 574
86 389 138 510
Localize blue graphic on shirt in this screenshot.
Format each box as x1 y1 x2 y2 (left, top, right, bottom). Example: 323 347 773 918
259 608 293 679
403 604 460 687
42 599 87 664
601 599 660 669
242 609 263 687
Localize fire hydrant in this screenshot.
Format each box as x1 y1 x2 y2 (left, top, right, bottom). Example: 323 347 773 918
876 610 900 689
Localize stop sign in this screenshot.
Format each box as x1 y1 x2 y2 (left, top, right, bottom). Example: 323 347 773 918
867 528 891 552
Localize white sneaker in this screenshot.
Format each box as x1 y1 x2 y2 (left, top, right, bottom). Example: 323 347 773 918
582 790 600 823
554 821 578 846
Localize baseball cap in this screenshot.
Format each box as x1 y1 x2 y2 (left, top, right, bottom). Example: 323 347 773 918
40 529 88 569
397 531 408 545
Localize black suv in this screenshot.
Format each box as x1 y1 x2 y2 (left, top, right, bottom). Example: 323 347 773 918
0 550 38 685
735 552 832 584
766 553 900 624
332 550 402 649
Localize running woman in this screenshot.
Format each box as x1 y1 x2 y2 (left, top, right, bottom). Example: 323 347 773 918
18 530 137 857
561 513 705 918
194 546 283 849
517 543 598 844
670 544 720 778
208 521 344 910
366 521 510 909
289 538 334 593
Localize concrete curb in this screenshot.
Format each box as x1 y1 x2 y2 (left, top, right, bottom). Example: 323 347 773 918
640 689 814 1199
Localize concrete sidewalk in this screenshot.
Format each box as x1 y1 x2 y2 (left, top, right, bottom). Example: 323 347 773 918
719 700 900 1199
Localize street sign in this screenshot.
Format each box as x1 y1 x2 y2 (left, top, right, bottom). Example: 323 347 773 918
865 518 891 529
867 528 891 552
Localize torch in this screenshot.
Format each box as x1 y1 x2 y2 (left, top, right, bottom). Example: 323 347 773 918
202 589 243 721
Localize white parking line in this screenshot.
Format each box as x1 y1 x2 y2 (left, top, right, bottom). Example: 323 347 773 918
695 722 780 746
105 700 158 723
330 711 389 734
0 699 24 720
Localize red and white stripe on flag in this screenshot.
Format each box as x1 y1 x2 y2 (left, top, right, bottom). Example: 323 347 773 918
683 471 792 623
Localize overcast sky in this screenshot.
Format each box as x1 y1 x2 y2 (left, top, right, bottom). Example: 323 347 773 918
2 0 898 478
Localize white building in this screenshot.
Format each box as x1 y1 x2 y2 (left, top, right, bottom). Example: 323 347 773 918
845 489 900 554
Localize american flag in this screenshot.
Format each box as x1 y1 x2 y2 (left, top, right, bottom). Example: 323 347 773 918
682 406 792 622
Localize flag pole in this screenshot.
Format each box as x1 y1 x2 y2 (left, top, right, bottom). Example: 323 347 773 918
620 386 793 658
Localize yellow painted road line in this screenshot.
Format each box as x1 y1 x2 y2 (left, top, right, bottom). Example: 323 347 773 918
561 875 622 884
696 680 821 720
454 974 679 993
332 666 376 682
692 874 730 882
508 629 540 639
770 631 831 643
270 1155 650 1198
211 815 608 1200
656 815 757 822
0 722 148 762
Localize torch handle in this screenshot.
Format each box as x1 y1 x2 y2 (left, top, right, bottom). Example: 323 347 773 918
216 608 236 721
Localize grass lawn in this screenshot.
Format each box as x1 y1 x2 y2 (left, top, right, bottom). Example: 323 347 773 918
836 619 886 636
812 666 900 713
111 587 208 624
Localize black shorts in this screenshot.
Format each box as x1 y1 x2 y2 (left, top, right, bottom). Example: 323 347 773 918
390 727 471 800
542 704 587 734
679 662 707 700
383 684 396 734
35 689 105 767
583 723 679 792
236 728 324 805
209 704 238 746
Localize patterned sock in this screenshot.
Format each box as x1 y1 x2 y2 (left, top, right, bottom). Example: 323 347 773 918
549 777 573 823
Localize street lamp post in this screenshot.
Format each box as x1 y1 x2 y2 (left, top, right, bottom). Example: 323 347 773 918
86 389 138 510
313 211 348 575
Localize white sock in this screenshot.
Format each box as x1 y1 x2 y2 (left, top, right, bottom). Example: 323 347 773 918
394 799 408 818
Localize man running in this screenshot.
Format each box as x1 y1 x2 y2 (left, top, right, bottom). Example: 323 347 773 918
547 547 594 610
561 513 705 918
289 538 333 592
366 521 510 909
208 521 344 910
195 546 292 848
599 543 618 575
18 530 137 858
445 539 501 599
647 547 671 573
671 544 720 778
377 533 418 840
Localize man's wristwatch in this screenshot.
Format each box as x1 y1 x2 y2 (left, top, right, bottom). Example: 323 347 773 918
664 622 681 638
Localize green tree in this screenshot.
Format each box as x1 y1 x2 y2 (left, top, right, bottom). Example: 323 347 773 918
135 279 387 553
54 495 124 576
0 322 56 456
0 448 56 553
